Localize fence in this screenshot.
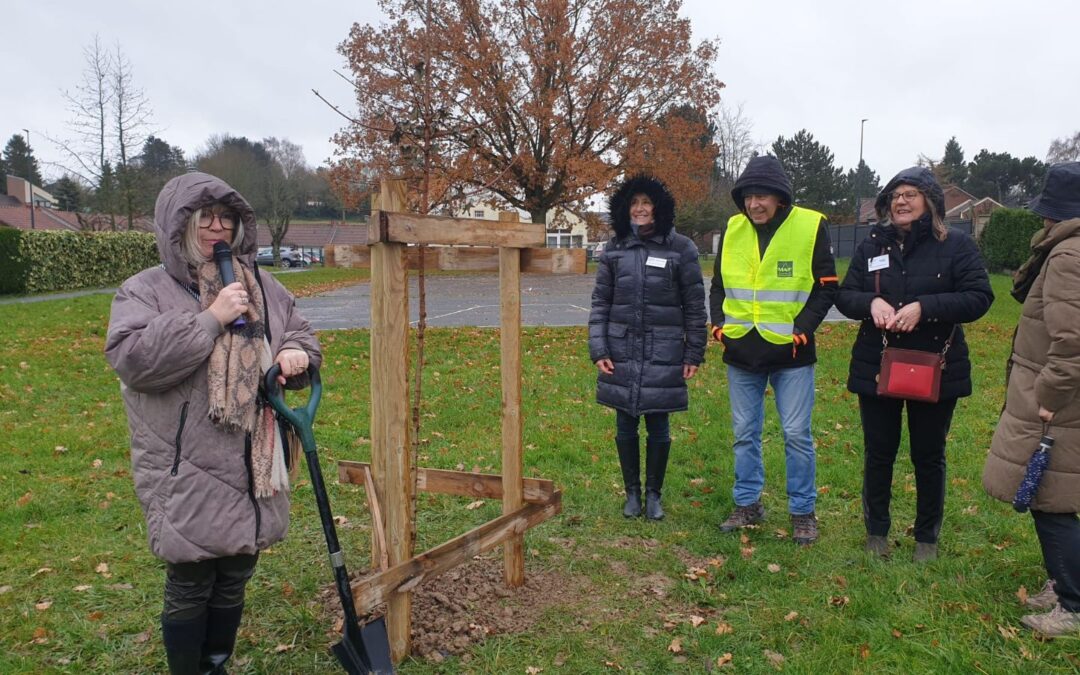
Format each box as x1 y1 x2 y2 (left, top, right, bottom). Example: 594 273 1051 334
828 220 973 258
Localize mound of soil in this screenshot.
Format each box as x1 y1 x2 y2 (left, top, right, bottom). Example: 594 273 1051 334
319 554 586 662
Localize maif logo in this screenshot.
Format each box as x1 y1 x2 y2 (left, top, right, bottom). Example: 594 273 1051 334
777 260 793 278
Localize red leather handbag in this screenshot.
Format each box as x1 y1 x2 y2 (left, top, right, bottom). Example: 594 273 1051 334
875 327 954 403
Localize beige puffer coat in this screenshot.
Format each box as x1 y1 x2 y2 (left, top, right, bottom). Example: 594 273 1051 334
105 173 321 563
983 218 1080 512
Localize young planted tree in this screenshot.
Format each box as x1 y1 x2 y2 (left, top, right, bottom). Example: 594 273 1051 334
334 0 723 222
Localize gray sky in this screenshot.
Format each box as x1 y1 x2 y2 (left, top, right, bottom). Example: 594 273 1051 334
4 0 1076 189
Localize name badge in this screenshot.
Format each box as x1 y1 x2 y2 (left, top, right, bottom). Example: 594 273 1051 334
646 256 668 268
868 254 890 272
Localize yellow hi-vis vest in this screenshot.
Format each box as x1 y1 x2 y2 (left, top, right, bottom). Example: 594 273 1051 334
720 206 823 344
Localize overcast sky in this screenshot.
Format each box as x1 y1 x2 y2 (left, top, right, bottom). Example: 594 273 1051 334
4 0 1076 192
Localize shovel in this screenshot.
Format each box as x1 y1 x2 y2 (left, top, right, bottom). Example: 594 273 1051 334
264 364 395 674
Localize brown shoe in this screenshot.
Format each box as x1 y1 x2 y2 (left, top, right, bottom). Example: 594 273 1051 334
791 512 818 546
1021 604 1080 637
719 502 765 532
1025 580 1058 610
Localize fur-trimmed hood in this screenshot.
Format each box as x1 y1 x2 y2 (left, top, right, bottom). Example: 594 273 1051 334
608 174 676 239
875 167 946 222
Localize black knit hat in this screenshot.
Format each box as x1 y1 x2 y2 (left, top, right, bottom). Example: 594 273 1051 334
1028 161 1080 222
608 174 676 239
731 156 793 214
875 167 946 221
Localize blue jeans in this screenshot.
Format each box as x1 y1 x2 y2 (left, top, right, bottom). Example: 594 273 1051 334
615 410 670 442
727 364 816 515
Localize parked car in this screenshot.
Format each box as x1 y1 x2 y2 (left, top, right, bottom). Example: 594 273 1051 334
256 246 308 268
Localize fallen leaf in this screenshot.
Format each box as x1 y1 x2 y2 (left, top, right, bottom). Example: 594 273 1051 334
33 627 47 640
465 500 485 510
134 628 152 643
859 643 870 659
105 583 134 591
829 595 850 608
35 600 53 611
273 643 295 653
740 546 755 559
716 622 734 635
603 661 622 670
892 628 903 638
689 478 705 486
764 649 785 670
997 624 1018 641
88 610 104 621
30 567 53 578
333 515 349 526
92 459 103 468
1016 586 1029 605
281 582 295 597
526 667 543 674
774 528 789 539
784 611 799 622
767 563 781 573
717 653 734 668
667 637 682 653
17 491 32 507
73 585 92 592
1020 646 1034 660
690 615 706 627
0 585 11 594
95 563 109 575
740 533 751 545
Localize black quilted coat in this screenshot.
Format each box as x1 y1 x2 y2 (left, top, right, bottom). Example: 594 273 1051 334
588 175 707 415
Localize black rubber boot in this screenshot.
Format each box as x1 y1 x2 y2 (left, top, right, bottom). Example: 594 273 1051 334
616 436 642 517
644 439 671 521
200 604 244 674
161 613 207 675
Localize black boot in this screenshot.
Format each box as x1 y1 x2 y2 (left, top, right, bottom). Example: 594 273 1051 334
615 436 642 517
200 604 244 674
161 613 207 675
644 439 671 521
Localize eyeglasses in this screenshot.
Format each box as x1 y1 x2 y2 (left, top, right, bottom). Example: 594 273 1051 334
198 207 239 230
890 190 921 203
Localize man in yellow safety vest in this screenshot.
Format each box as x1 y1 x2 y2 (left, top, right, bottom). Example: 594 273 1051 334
709 155 838 545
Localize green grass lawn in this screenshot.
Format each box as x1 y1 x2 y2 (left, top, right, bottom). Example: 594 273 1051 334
2 270 1077 673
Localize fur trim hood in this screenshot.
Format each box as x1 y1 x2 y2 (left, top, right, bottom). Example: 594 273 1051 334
608 174 676 239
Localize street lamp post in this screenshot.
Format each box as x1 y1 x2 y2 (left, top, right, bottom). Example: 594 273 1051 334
22 128 35 230
855 118 868 224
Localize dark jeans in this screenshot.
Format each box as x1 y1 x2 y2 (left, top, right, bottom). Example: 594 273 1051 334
164 554 259 621
615 410 670 442
858 394 958 544
1031 510 1080 612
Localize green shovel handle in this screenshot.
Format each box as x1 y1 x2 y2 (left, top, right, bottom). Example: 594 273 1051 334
263 364 321 449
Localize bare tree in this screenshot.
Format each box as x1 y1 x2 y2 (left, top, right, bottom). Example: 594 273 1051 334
112 43 154 229
714 101 759 186
1047 131 1080 164
55 35 115 227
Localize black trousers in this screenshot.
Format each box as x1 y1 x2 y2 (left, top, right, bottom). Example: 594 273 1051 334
858 394 958 544
164 553 259 621
1031 510 1080 612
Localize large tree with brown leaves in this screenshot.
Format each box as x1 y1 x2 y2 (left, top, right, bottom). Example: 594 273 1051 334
333 0 723 222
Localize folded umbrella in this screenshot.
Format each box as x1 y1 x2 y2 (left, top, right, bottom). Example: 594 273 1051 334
1013 432 1055 513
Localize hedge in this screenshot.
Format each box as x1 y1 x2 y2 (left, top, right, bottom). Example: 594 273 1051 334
978 207 1043 272
0 229 160 295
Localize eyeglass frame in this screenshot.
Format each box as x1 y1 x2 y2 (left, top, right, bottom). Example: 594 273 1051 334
889 189 922 203
197 207 240 230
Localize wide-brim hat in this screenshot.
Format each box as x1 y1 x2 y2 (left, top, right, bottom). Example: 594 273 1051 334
1028 161 1080 222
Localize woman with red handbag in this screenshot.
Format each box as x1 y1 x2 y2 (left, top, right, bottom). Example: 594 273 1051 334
836 167 993 562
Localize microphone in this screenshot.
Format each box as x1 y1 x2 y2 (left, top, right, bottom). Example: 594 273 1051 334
212 241 246 328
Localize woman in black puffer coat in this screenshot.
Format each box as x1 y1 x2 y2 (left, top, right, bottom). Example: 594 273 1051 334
836 167 993 561
588 174 707 521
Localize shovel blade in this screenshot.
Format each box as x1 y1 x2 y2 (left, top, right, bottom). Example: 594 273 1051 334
331 617 395 674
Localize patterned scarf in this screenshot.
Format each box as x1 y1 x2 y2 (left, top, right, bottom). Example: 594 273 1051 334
198 258 289 498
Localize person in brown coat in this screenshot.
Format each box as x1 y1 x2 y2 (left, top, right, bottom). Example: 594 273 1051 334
106 172 321 673
983 161 1080 637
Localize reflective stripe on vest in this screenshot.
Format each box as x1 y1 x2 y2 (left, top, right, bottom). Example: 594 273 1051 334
720 206 822 345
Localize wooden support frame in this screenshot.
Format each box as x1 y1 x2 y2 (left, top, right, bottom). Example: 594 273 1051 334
356 183 560 663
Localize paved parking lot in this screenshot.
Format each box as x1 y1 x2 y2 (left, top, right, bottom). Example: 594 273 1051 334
296 273 847 331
